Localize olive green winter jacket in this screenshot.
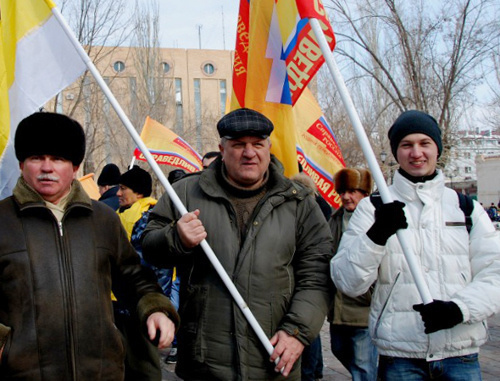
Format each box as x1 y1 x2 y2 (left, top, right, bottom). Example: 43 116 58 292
143 156 333 381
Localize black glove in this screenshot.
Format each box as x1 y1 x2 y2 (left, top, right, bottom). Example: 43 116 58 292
366 201 408 245
413 300 463 334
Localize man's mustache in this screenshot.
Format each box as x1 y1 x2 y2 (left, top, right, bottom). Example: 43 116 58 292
37 174 59 182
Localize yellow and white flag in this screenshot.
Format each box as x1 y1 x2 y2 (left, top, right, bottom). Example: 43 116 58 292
0 0 86 199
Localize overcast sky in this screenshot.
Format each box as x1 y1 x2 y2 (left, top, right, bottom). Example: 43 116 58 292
155 1 239 50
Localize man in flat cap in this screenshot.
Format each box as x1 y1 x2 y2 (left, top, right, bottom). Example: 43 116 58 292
0 112 179 380
331 110 500 380
142 108 333 380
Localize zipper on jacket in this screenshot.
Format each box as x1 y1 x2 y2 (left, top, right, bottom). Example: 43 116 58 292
373 272 401 338
55 217 77 380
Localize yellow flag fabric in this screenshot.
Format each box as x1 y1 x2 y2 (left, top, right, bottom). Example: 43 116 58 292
134 116 203 173
78 173 100 200
0 0 86 198
231 0 345 207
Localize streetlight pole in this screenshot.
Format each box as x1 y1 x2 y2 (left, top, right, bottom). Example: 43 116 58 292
380 151 387 181
389 160 396 185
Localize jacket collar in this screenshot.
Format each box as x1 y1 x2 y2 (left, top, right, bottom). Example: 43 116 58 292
13 176 93 212
392 169 445 204
199 155 307 200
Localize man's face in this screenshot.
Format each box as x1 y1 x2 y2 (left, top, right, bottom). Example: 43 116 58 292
396 133 439 177
219 136 271 189
340 189 366 212
117 185 142 208
20 155 78 205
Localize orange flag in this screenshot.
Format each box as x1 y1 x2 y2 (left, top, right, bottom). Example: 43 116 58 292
134 117 202 173
231 0 345 207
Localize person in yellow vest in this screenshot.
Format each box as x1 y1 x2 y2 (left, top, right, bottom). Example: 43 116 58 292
115 166 162 381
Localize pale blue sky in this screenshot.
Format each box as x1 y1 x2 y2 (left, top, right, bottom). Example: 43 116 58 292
156 1 239 50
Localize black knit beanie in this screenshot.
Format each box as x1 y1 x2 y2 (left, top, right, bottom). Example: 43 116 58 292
388 110 442 161
119 166 152 197
15 112 86 165
98 164 121 186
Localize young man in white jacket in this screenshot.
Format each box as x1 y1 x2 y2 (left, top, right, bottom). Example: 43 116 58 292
331 110 500 380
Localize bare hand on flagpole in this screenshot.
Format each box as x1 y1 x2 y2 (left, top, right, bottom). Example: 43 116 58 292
177 209 207 248
269 331 304 376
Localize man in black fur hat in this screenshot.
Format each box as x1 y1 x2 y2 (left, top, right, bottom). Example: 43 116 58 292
0 112 179 380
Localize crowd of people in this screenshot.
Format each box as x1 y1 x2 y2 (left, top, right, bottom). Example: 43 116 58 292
1 108 500 381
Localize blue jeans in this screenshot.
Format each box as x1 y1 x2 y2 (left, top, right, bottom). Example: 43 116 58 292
378 354 482 381
330 324 378 381
301 335 323 380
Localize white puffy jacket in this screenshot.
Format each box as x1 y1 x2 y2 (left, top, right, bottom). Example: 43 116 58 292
331 170 500 361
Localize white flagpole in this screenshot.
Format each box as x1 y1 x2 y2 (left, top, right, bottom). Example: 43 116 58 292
50 6 279 361
309 18 433 305
129 156 136 169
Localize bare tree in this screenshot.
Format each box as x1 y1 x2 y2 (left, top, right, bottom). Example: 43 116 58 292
48 0 134 175
58 0 132 117
323 0 499 167
131 1 172 126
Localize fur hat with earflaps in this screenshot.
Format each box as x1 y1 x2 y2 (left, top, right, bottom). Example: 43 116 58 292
334 168 373 195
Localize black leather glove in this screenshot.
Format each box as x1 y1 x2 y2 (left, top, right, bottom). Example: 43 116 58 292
366 201 408 245
413 300 463 334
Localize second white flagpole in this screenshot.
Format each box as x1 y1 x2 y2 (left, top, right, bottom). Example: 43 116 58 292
50 5 279 361
309 18 433 305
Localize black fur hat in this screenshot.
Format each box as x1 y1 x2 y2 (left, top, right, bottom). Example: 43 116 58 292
15 112 86 165
119 166 152 197
97 164 121 186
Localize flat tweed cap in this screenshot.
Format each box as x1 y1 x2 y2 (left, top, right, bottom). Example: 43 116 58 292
217 108 274 139
15 112 86 165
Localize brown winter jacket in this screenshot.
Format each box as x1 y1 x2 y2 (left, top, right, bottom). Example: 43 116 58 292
142 156 333 381
0 178 179 380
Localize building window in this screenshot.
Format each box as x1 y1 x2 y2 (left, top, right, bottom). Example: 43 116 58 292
202 62 215 76
161 62 171 74
464 166 472 173
219 79 227 116
113 61 125 73
175 78 183 134
464 152 471 159
194 79 202 152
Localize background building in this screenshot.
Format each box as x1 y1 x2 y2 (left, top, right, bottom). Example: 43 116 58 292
476 154 500 206
49 46 233 179
445 129 500 198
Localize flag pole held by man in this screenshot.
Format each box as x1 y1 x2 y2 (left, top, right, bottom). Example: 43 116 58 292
332 111 500 380
142 108 334 380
